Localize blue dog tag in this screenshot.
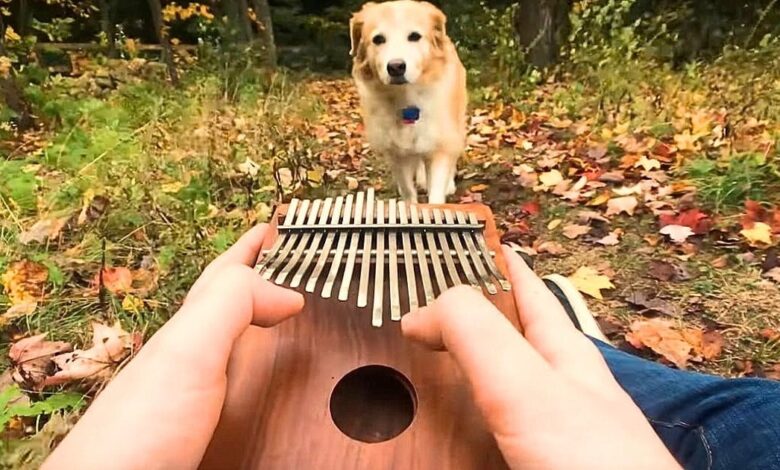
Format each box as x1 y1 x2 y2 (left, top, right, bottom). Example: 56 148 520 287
401 106 421 123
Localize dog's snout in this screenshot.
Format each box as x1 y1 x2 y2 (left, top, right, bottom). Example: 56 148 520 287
387 60 407 78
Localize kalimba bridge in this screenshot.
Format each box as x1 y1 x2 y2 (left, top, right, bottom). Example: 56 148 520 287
255 189 511 326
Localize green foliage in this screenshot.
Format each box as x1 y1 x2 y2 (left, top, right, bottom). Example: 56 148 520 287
686 155 780 213
0 161 38 215
0 386 85 431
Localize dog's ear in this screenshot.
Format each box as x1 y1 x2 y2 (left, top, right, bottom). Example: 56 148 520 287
349 2 376 58
422 2 447 50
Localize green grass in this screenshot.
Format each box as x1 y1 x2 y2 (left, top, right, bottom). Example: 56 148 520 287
686 154 780 213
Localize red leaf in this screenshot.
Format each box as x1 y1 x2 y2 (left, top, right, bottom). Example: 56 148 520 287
520 201 541 216
741 200 780 233
659 209 712 234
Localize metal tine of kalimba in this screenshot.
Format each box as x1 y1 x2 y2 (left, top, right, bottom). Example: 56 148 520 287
322 194 354 298
291 198 333 288
409 204 435 305
420 207 448 296
443 209 481 288
305 196 343 293
275 199 321 285
432 208 462 286
338 191 365 301
372 199 386 327
256 198 300 273
397 201 419 312
455 210 498 294
262 199 310 281
357 189 376 307
388 199 401 321
468 212 511 291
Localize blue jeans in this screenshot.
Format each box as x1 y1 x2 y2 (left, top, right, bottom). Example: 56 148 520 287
595 340 780 469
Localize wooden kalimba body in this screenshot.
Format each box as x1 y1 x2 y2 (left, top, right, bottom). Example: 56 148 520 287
200 189 520 469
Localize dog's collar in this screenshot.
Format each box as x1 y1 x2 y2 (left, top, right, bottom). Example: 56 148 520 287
401 106 420 124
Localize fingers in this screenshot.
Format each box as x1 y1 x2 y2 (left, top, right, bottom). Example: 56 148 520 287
185 224 270 304
502 246 616 385
248 270 305 327
402 286 552 434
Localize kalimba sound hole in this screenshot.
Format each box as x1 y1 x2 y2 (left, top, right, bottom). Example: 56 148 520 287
329 365 417 443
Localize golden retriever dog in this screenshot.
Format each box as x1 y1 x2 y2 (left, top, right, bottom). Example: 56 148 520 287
350 0 467 204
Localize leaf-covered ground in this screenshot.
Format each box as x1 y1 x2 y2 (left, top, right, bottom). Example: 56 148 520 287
1 55 780 465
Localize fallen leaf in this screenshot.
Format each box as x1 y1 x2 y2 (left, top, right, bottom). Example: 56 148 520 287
563 224 591 239
624 290 680 316
765 364 780 380
635 155 661 171
711 255 729 269
597 229 623 246
161 181 185 193
2 300 38 323
547 219 562 230
538 170 563 189
77 194 110 225
625 318 693 368
586 192 611 207
659 209 712 234
520 201 541 216
569 266 615 300
9 334 72 390
660 224 694 244
701 330 724 360
346 176 359 191
44 322 142 387
121 294 144 314
93 267 133 294
1 260 48 305
763 267 780 284
536 241 566 255
740 222 773 247
760 328 780 341
648 260 693 282
470 183 489 193
577 210 610 224
19 217 70 244
238 158 260 177
606 196 638 216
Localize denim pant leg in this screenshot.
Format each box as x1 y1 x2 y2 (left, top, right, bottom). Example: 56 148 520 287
594 339 780 470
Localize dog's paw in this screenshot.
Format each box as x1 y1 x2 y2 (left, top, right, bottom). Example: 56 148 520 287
446 178 456 196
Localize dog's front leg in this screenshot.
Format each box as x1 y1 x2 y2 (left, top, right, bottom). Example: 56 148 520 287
392 158 419 203
426 154 454 204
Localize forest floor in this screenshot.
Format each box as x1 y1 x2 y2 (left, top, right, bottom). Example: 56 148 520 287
1 56 780 465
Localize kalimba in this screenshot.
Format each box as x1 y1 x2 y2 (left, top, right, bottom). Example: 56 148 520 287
201 189 521 470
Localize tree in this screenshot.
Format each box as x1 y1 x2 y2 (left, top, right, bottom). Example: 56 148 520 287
146 0 179 85
98 0 118 57
250 0 276 68
221 0 254 43
513 0 571 68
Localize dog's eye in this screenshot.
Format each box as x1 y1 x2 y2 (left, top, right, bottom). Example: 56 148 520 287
372 34 386 45
408 32 422 42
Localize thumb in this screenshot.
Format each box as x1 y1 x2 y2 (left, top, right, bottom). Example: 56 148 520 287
249 271 305 327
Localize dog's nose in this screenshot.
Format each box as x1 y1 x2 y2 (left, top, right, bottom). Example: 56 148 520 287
387 60 407 77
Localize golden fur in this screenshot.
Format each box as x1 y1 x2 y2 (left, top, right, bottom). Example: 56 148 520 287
350 1 467 204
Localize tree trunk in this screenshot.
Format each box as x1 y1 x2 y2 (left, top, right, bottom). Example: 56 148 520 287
514 0 571 68
146 0 179 86
0 12 6 56
251 0 277 68
17 0 33 36
98 0 118 58
223 0 254 43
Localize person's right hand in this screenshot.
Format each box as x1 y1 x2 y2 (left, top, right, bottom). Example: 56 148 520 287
401 246 680 470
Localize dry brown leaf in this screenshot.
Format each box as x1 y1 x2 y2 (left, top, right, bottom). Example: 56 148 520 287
536 241 566 255
538 170 563 189
44 322 142 387
19 217 70 244
625 319 693 368
1 260 48 305
660 224 694 244
569 267 614 300
597 229 623 246
563 224 591 239
9 334 72 389
606 196 639 216
763 267 780 284
624 290 680 317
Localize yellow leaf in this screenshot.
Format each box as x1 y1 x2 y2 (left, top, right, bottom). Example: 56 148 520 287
740 222 773 246
586 192 611 207
1 260 48 305
161 181 185 193
547 219 562 230
122 295 144 314
4 26 21 42
569 266 614 300
470 183 489 192
635 155 661 171
0 56 11 79
538 169 563 189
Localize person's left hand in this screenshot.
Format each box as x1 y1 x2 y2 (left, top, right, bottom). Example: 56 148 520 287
43 224 304 470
